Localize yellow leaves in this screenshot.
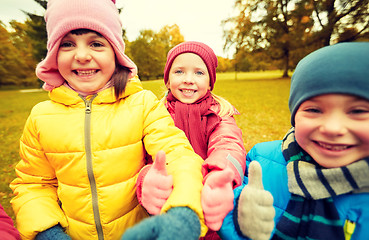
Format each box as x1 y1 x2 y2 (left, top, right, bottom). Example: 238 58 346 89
301 16 310 24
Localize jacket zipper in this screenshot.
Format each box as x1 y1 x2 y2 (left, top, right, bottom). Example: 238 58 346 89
82 95 104 240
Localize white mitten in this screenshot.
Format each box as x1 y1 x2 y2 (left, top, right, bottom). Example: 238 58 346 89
237 161 275 240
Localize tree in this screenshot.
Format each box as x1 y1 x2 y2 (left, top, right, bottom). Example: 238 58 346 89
9 21 38 86
217 57 233 72
234 50 252 72
223 0 314 77
0 22 19 86
156 24 185 54
0 22 37 87
128 25 185 80
129 30 167 80
0 0 48 87
223 0 369 77
308 0 369 45
24 0 47 62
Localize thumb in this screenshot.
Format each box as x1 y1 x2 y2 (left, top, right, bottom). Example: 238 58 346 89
206 168 234 189
247 161 264 190
152 150 168 174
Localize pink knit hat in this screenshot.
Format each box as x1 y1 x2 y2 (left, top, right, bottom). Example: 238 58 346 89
36 0 137 91
163 41 218 90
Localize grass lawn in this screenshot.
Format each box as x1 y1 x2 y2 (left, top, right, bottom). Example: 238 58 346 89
0 71 292 220
0 89 49 219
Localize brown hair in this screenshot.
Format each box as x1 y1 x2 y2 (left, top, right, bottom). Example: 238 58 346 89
112 64 131 99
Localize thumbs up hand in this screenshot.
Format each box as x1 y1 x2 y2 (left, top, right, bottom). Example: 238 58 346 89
142 150 173 215
237 161 275 240
201 166 235 231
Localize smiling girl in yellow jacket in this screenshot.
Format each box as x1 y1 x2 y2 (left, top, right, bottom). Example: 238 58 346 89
9 0 205 239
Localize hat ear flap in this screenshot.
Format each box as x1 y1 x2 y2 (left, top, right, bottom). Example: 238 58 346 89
111 0 116 3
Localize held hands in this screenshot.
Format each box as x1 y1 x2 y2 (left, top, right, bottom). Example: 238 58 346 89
201 167 235 231
142 150 173 215
237 161 275 240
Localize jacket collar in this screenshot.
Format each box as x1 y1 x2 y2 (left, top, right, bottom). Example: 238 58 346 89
49 75 143 106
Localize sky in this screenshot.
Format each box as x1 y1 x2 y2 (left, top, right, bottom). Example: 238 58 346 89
1 0 237 57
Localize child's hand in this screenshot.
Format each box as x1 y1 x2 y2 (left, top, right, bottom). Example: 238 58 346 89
142 150 173 215
237 161 275 240
201 167 234 231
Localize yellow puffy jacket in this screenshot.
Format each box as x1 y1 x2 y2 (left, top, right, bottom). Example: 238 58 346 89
10 77 206 239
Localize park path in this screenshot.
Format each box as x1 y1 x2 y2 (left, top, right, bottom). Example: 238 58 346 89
19 89 43 93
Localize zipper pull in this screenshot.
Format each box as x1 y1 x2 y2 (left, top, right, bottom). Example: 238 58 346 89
85 101 92 114
80 94 97 114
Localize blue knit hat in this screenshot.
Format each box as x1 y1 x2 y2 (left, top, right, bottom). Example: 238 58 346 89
289 42 369 126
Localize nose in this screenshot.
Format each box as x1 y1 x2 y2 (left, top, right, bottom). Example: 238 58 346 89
183 74 195 84
319 114 347 136
74 47 92 63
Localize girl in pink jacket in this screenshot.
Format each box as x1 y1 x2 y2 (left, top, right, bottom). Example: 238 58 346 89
135 41 247 240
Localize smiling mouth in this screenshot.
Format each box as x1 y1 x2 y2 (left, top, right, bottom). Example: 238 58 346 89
315 141 353 151
73 70 98 76
180 89 196 93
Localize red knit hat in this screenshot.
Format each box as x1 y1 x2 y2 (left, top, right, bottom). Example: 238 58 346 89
36 0 137 91
163 41 218 90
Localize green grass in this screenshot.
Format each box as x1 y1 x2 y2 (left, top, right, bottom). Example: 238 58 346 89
0 71 292 220
0 89 49 219
216 70 292 81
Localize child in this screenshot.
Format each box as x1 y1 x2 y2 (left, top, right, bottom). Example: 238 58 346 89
219 42 369 240
0 204 20 240
133 41 247 239
9 0 207 239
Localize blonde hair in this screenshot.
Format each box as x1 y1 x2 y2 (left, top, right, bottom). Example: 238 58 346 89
161 91 237 118
211 92 237 117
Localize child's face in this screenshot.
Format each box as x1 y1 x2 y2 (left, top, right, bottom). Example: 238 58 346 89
57 31 116 93
167 53 210 104
295 94 369 168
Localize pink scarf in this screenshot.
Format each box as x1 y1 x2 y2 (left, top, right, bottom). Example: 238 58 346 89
167 91 221 159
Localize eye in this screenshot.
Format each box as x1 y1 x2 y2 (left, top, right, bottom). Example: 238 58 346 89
174 69 183 74
349 108 369 114
59 41 74 48
303 107 321 113
195 70 205 76
90 41 104 48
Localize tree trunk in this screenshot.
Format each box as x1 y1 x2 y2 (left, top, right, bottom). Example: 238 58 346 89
282 48 289 78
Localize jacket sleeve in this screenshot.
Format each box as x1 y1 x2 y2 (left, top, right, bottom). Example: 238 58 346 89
140 91 207 236
10 112 68 240
0 204 21 240
202 115 247 187
219 141 289 240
